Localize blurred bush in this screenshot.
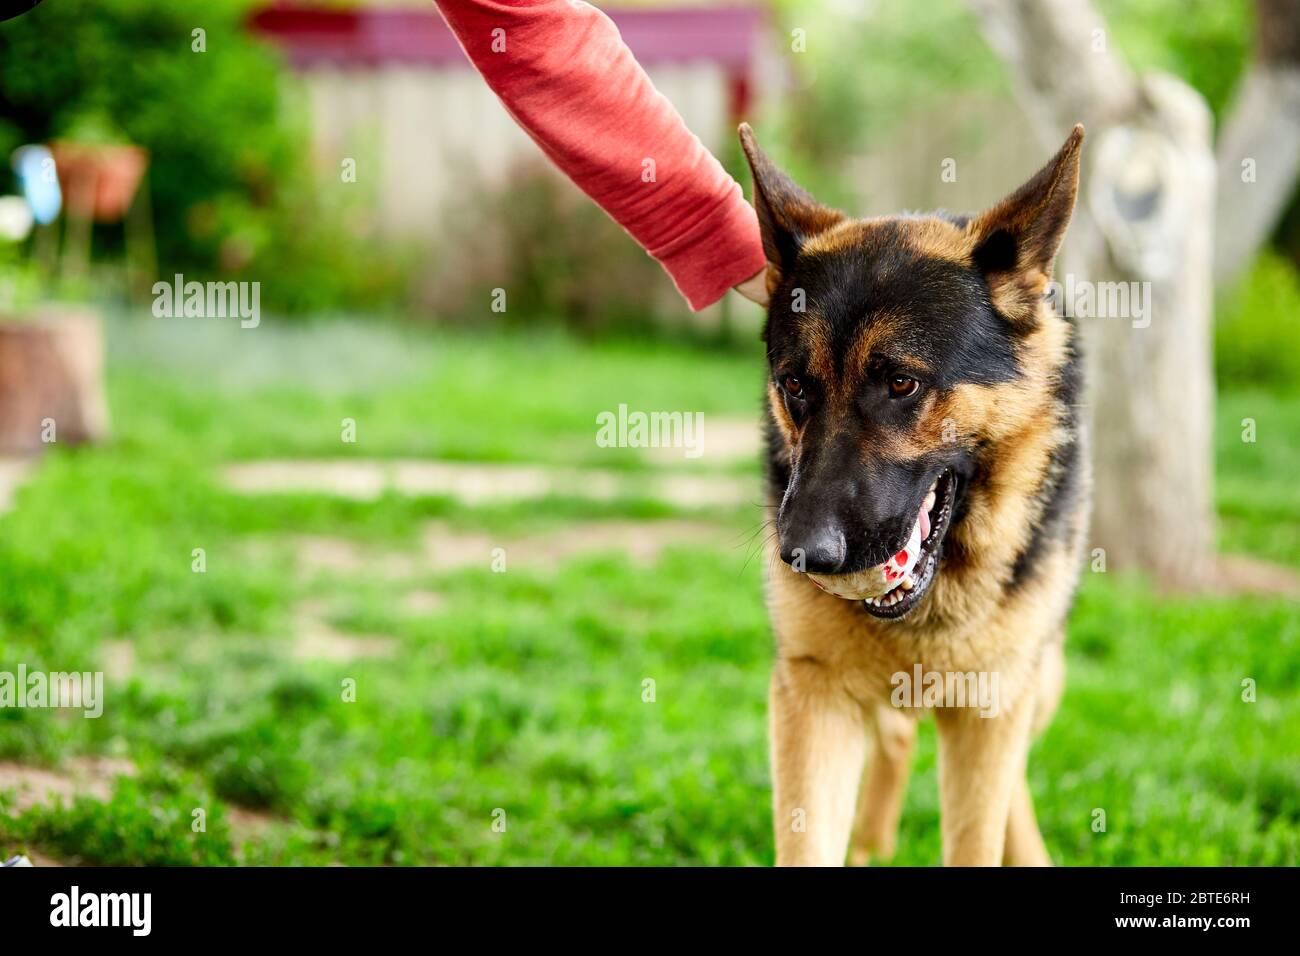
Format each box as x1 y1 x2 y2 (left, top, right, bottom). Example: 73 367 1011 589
767 0 1008 203
1215 250 1300 393
425 164 681 336
0 0 410 313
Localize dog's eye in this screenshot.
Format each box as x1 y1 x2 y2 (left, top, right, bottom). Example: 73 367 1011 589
782 375 804 399
888 375 920 399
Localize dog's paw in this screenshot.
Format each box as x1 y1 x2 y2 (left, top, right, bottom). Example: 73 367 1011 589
847 831 896 867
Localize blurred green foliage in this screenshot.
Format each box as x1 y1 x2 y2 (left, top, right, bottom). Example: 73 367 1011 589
0 0 289 271
434 168 668 334
1216 250 1300 393
0 0 409 312
1097 0 1253 118
766 0 1008 202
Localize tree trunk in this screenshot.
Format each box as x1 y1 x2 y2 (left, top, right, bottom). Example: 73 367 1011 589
1214 0 1300 285
969 0 1216 587
1081 77 1217 588
0 307 109 453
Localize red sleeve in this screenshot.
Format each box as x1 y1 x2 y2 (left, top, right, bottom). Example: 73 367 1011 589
433 0 766 311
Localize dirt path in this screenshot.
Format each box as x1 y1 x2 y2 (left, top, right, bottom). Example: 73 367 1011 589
284 517 741 662
291 517 739 580
224 458 756 508
0 757 283 864
0 756 135 813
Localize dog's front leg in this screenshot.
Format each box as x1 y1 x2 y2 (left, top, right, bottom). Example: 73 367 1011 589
934 700 1035 866
769 657 867 866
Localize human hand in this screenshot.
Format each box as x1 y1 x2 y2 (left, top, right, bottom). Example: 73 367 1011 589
733 269 768 307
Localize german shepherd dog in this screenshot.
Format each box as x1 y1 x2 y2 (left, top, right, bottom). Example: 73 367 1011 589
739 123 1089 866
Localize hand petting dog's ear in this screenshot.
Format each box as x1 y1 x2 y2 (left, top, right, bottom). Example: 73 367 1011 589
738 123 845 279
733 268 769 307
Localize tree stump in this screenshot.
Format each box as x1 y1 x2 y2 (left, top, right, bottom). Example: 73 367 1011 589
0 307 109 453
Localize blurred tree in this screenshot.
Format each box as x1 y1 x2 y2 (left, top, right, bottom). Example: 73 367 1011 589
977 0 1300 590
972 0 1300 591
1214 0 1300 284
970 0 1219 589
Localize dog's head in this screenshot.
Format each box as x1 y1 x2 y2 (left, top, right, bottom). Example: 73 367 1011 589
741 124 1083 619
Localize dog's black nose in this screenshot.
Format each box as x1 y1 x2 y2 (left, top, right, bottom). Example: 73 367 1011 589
780 520 847 574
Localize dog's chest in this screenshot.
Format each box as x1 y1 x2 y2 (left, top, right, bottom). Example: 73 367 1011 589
765 557 1063 710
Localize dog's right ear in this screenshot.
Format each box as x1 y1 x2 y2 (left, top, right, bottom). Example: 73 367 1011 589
739 124 844 279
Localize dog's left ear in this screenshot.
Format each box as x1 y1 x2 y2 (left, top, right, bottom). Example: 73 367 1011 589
968 124 1084 325
739 123 844 281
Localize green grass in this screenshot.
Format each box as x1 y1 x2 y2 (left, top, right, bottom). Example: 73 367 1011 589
1217 389 1300 566
0 315 1296 865
106 318 767 469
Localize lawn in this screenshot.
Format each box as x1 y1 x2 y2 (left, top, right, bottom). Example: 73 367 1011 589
0 315 1296 866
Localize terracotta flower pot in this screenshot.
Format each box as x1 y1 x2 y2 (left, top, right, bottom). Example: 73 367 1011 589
49 142 148 223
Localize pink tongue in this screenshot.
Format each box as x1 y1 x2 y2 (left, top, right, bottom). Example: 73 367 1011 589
919 502 931 541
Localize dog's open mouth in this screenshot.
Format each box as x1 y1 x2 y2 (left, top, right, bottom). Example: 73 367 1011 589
807 470 958 620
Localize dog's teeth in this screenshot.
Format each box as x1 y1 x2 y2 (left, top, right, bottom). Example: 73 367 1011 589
924 491 936 512
900 575 914 591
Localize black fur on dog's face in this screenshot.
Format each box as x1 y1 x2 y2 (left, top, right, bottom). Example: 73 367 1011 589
740 124 1083 618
